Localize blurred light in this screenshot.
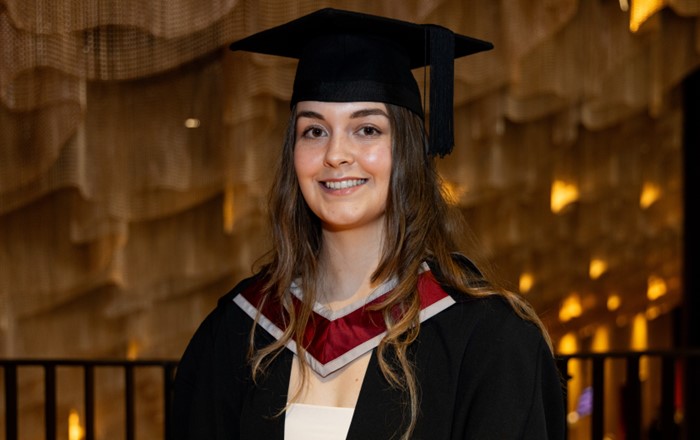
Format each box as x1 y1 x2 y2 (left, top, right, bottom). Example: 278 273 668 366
551 180 579 213
589 258 607 279
127 340 139 360
632 313 648 350
640 182 661 208
567 411 580 425
632 313 650 380
619 0 630 11
646 305 661 320
69 409 84 440
630 0 665 32
559 293 583 322
184 118 201 128
558 332 578 355
224 184 235 234
647 275 667 300
607 294 621 311
519 272 534 294
592 326 610 352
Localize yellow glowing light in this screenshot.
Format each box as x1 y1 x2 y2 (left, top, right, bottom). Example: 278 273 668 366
589 258 608 279
69 409 84 440
223 184 235 234
630 0 666 32
567 411 580 425
631 313 650 380
632 313 648 351
640 182 661 209
647 275 667 300
550 180 579 213
127 340 139 360
519 272 534 294
441 181 465 205
184 118 201 128
591 326 610 352
607 294 621 311
646 305 661 320
558 332 578 355
559 294 583 322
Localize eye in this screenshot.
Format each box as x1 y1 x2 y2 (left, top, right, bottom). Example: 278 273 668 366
358 126 381 137
301 126 327 139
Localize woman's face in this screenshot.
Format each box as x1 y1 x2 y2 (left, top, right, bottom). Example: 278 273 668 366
293 101 392 233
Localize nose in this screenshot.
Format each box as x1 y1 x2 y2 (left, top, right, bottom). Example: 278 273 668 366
324 132 354 168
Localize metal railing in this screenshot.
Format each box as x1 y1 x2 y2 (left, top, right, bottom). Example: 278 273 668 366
1 359 178 440
557 349 700 440
2 350 699 439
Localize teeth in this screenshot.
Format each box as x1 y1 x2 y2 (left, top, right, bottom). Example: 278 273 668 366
324 179 367 190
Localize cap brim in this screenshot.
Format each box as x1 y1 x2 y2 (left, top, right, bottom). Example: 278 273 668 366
229 8 493 68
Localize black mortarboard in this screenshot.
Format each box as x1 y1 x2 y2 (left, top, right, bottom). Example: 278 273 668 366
229 8 493 157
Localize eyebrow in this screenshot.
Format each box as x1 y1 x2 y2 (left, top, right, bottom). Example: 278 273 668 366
296 107 389 123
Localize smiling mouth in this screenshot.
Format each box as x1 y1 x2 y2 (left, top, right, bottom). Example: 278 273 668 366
323 179 368 190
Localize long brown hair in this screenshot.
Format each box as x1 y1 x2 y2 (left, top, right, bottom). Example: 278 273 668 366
251 103 552 439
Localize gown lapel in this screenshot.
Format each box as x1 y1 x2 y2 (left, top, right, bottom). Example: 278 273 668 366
233 265 454 378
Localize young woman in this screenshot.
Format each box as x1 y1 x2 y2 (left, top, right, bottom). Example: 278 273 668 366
172 9 565 440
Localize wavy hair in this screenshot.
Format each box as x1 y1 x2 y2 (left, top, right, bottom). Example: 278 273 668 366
251 103 552 440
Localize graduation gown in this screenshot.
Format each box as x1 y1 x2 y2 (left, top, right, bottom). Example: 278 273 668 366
172 269 566 439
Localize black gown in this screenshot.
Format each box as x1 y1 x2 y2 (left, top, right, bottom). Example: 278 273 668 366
172 268 566 439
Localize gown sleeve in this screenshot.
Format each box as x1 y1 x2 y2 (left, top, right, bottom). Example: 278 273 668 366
454 298 566 439
171 285 255 440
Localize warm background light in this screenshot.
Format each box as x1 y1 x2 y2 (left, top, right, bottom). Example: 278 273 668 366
127 340 140 360
519 272 534 294
551 180 579 213
646 305 661 320
647 275 668 300
607 294 621 311
640 182 661 208
184 117 200 128
559 294 583 322
631 313 650 380
589 258 608 279
591 326 610 352
68 409 84 440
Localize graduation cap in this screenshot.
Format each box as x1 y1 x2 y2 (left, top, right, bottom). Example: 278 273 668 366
230 8 493 157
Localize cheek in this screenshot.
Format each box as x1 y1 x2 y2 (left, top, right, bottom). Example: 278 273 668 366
293 148 312 180
365 147 392 184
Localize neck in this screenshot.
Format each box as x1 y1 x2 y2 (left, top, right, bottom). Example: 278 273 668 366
318 223 385 308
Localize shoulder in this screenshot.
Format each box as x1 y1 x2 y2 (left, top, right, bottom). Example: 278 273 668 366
217 272 267 308
432 292 543 346
422 278 547 367
181 272 267 350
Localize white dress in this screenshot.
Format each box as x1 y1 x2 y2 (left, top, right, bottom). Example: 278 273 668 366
285 403 355 440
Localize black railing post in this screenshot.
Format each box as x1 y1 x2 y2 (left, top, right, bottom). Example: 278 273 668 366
624 355 642 440
125 364 135 440
555 357 569 438
163 363 176 440
660 356 676 439
592 357 605 440
84 365 95 440
4 364 18 440
44 364 57 440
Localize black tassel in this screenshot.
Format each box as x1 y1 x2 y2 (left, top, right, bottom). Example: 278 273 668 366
427 25 455 158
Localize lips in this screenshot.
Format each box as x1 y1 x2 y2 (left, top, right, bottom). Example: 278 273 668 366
323 179 368 190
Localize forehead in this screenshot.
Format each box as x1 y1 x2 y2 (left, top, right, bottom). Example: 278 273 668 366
295 101 389 116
